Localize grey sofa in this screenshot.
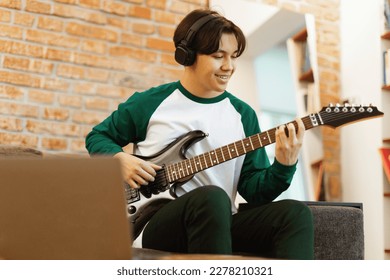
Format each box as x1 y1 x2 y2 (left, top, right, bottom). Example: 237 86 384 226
0 145 364 260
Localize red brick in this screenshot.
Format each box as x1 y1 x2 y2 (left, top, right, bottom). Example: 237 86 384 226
3 56 30 71
146 0 166 9
109 46 157 62
85 97 110 111
26 120 80 137
42 77 70 92
85 68 109 82
0 101 39 117
7 41 45 58
133 22 155 35
0 0 22 9
30 60 54 75
43 107 70 121
158 25 175 38
45 48 73 62
56 64 85 79
42 137 68 151
65 22 118 42
154 10 177 24
37 16 64 31
73 82 96 95
26 29 80 48
81 40 107 54
0 85 24 100
0 23 23 39
128 6 152 19
0 9 11 22
26 0 51 14
0 132 38 147
28 90 55 104
102 1 128 16
161 53 178 66
0 70 41 88
14 12 35 26
0 117 23 131
79 0 100 9
121 33 144 47
71 139 88 153
95 85 128 99
58 95 82 108
147 37 175 52
72 111 108 125
152 66 182 80
169 1 192 14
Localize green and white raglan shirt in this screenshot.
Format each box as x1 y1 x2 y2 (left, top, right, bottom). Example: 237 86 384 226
86 81 297 213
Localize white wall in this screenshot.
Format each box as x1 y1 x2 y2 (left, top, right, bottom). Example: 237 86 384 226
340 0 384 259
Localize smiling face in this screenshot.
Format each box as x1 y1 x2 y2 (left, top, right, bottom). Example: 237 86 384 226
181 33 239 98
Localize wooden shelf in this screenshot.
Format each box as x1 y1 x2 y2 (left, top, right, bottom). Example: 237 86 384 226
299 69 314 82
383 138 390 144
292 28 308 42
382 31 390 40
385 249 390 254
382 84 390 90
385 193 390 197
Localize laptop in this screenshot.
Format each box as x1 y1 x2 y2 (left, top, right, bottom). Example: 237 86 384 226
0 157 132 260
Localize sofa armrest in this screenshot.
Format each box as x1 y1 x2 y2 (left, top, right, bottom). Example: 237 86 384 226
305 202 364 260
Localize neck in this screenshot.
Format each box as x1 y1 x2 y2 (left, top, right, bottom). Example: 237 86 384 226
180 71 223 99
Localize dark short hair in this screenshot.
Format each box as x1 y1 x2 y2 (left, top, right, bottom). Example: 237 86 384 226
173 9 246 57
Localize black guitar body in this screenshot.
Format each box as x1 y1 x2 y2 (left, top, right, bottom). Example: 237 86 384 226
128 130 207 239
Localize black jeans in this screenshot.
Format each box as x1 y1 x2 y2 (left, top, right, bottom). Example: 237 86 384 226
142 185 314 259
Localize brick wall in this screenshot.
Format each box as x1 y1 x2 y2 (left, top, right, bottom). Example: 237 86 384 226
262 0 341 200
0 0 207 154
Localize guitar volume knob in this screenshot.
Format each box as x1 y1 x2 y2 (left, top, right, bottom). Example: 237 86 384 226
128 205 136 215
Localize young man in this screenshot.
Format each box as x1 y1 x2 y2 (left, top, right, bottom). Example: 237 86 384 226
86 9 314 259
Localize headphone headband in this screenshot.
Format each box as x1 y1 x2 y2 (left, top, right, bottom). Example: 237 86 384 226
175 14 217 66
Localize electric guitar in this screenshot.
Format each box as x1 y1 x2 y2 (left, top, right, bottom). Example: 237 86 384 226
126 104 383 239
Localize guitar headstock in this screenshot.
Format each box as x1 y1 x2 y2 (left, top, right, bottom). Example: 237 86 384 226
318 104 384 128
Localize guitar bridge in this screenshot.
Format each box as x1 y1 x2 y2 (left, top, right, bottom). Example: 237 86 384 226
124 182 140 204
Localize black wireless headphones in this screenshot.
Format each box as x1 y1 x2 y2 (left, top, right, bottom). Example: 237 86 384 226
174 14 217 66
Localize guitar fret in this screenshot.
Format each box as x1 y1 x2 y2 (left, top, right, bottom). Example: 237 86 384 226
257 134 263 147
201 154 208 168
187 159 194 175
210 151 218 165
249 137 254 150
219 147 226 162
233 142 238 156
195 156 202 170
207 152 214 166
241 140 247 153
167 165 172 182
266 131 271 143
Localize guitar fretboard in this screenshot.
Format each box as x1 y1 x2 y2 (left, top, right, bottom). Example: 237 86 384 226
165 115 317 183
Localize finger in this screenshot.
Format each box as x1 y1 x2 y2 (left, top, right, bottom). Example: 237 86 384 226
139 163 157 179
276 126 287 146
151 163 162 170
128 179 140 189
296 118 305 140
133 174 149 186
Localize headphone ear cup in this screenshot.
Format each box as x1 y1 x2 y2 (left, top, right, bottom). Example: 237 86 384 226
175 44 195 66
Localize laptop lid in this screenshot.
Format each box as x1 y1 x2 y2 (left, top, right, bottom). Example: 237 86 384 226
0 157 132 260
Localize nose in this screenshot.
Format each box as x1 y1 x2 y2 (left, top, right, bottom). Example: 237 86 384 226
221 57 234 71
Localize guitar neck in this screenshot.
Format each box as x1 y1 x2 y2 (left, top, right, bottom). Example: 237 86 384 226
165 114 319 183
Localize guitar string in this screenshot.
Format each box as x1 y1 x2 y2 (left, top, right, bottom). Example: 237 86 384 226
145 109 373 187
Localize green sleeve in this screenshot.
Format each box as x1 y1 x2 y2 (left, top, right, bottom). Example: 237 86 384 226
237 108 297 205
85 82 178 156
85 94 140 155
